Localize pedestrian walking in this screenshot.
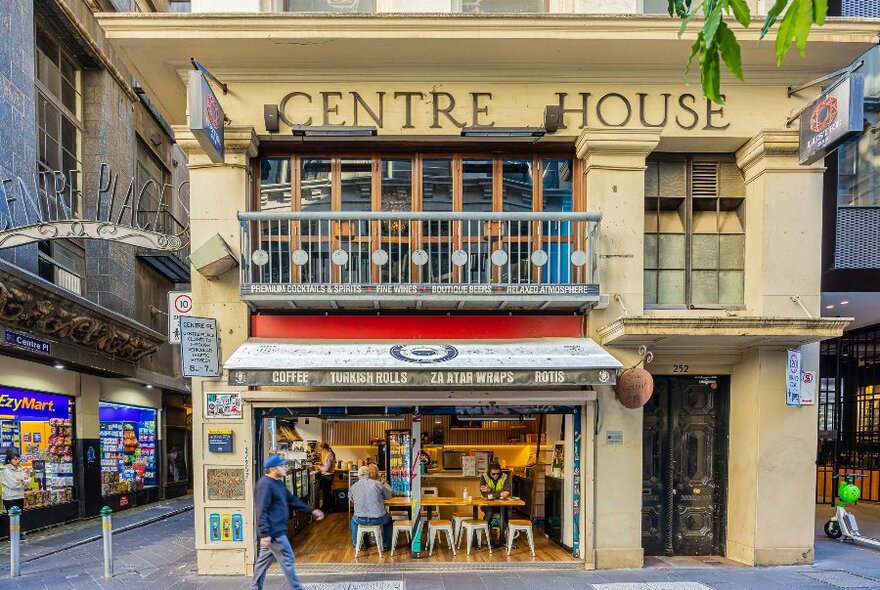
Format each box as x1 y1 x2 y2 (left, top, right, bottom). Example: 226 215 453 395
250 454 324 590
2 453 31 512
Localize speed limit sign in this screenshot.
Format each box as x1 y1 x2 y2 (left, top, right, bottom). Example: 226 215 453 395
168 291 193 344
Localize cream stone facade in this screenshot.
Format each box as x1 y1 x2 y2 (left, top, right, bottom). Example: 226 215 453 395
100 12 876 574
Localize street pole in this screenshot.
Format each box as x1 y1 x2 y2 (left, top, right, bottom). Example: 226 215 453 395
101 506 114 578
8 506 20 578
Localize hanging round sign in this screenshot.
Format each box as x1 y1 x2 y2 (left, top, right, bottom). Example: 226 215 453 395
614 367 654 409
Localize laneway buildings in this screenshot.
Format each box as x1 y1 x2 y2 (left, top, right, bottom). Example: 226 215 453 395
0 0 192 536
98 3 878 574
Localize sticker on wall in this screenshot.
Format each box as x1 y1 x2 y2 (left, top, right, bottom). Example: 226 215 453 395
221 514 232 541
232 513 243 542
208 429 234 453
206 468 246 500
209 513 221 542
205 393 242 419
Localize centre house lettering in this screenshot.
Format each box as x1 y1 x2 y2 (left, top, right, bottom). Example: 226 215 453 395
277 90 730 131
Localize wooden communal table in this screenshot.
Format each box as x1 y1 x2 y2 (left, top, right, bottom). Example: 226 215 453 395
384 496 526 548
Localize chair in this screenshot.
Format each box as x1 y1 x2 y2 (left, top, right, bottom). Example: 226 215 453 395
427 519 456 556
506 519 535 557
390 520 412 556
354 523 384 558
451 512 472 545
459 519 492 556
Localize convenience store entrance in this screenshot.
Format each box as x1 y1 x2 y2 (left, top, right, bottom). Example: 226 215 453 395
254 403 589 568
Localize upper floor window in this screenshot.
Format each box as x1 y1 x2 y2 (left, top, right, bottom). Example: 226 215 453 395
253 152 581 285
838 135 880 207
644 155 745 308
35 24 84 295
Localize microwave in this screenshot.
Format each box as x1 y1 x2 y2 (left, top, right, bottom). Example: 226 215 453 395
443 450 464 470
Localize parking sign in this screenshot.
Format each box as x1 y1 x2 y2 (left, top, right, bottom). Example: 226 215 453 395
168 291 193 344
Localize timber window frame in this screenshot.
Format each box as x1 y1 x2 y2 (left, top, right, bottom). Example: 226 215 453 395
643 154 746 309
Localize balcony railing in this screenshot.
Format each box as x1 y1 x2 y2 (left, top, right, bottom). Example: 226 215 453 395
239 211 601 309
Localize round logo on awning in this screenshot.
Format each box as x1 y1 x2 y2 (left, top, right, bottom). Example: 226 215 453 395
390 344 459 364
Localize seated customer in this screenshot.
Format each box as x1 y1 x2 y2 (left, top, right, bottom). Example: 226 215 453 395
349 465 393 550
479 461 511 540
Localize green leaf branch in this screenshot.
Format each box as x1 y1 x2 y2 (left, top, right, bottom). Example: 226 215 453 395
671 0 829 104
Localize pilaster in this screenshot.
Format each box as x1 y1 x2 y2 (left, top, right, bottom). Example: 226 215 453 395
578 128 660 570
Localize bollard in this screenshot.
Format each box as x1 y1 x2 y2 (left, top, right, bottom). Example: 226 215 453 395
101 506 113 578
8 506 21 578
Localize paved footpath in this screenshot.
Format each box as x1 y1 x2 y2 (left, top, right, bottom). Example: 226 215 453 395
1 501 879 590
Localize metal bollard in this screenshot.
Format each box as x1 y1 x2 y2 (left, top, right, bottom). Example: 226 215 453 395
101 506 113 578
8 506 21 578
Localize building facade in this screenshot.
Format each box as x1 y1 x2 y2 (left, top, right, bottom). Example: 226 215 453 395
100 3 876 573
0 0 192 536
816 0 880 505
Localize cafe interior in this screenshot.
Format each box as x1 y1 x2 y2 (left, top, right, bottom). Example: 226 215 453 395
261 407 581 564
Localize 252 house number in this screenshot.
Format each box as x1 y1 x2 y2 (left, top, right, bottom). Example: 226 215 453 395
673 365 689 373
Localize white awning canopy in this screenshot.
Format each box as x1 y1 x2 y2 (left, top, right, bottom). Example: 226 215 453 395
225 338 622 388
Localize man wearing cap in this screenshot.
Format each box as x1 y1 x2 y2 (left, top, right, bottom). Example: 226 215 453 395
250 454 324 590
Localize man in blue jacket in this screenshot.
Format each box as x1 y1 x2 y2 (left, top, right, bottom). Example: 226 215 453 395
250 454 324 590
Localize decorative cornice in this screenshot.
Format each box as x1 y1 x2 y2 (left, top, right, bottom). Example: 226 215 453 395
735 130 804 176
596 315 852 346
575 128 662 160
0 261 164 363
97 14 880 46
173 125 259 161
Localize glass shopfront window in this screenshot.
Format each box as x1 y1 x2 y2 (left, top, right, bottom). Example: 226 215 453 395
0 387 75 511
99 402 158 496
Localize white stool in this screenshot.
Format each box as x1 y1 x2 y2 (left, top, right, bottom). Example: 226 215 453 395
390 520 412 556
451 512 471 545
459 519 492 555
354 523 384 558
428 520 456 556
506 519 535 556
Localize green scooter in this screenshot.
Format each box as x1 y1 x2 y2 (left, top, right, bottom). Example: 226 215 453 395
824 473 880 550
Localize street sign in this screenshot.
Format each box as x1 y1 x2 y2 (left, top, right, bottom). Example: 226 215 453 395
168 291 193 344
188 69 225 164
800 371 817 405
786 349 802 406
799 74 865 165
208 429 234 453
181 316 220 378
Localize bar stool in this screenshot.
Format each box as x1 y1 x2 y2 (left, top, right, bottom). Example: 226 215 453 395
451 512 472 545
354 523 384 558
390 520 412 556
427 519 456 556
506 519 535 557
459 519 492 556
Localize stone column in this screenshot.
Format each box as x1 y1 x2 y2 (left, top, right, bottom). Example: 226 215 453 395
174 125 257 575
726 131 824 565
577 129 660 569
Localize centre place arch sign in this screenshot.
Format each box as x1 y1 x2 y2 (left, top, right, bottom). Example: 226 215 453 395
0 164 188 251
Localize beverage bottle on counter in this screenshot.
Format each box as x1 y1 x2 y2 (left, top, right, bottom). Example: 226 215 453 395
463 487 470 501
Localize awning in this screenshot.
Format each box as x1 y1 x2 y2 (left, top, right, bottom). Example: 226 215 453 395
225 338 622 388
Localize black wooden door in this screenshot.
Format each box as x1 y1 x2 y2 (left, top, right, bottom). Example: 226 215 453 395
642 376 728 556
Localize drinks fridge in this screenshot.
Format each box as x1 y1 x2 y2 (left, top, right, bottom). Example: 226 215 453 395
385 429 412 497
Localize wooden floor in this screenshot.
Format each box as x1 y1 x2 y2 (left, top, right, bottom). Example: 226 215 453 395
291 512 577 564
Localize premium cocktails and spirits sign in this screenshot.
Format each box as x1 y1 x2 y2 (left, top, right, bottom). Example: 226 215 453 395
243 283 600 297
0 163 188 251
189 69 226 164
799 75 865 165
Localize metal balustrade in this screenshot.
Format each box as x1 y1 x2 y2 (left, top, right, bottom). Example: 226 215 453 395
239 211 600 304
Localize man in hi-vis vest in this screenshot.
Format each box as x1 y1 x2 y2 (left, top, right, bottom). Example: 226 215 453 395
479 461 512 544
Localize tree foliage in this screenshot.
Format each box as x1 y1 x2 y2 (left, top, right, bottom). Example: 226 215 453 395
670 0 828 104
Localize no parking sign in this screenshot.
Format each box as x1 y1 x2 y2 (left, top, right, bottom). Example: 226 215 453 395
168 291 193 344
